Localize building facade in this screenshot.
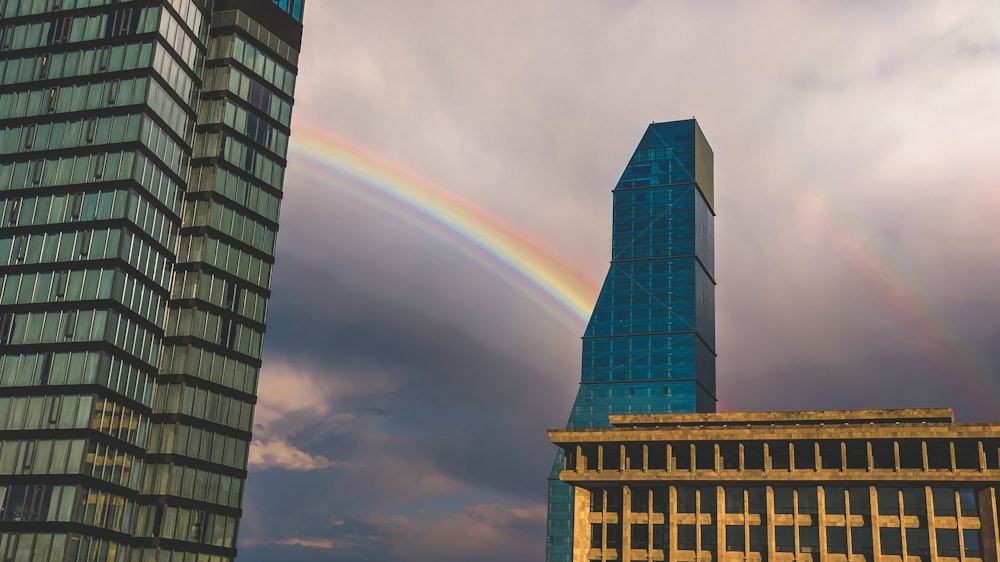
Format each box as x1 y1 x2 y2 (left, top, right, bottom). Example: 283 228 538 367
0 1 303 560
549 408 1000 562
548 120 718 562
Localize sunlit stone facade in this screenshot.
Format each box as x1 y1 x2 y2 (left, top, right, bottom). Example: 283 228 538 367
0 1 303 560
550 408 1000 562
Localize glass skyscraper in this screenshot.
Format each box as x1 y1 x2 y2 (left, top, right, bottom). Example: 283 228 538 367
547 119 717 562
0 1 303 560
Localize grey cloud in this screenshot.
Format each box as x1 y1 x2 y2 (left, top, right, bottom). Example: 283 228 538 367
241 1 1000 559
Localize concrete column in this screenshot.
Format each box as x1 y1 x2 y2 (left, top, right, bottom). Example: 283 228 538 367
926 486 939 562
818 485 827 562
573 486 590 562
870 486 882 556
622 485 631 562
767 485 777 562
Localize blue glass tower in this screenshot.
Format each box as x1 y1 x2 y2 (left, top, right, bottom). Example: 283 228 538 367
546 119 716 562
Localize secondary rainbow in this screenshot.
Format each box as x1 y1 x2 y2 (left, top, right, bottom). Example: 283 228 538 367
286 125 600 332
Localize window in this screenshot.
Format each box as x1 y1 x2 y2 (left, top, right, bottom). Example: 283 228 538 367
877 487 900 515
98 46 111 71
825 487 846 514
907 528 930 557
725 525 744 552
933 488 956 516
107 79 120 105
7 198 21 225
749 525 766 553
775 526 794 553
631 524 648 549
936 528 959 557
770 441 790 470
85 117 97 143
872 440 894 468
695 443 714 470
15 236 27 260
725 488 744 514
959 488 978 516
744 442 764 470
63 311 76 339
30 160 43 184
602 445 620 471
0 314 13 344
964 529 982 558
70 193 83 218
848 487 870 514
631 487 648 513
605 523 621 549
926 440 952 469
774 487 793 514
827 526 847 554
55 271 68 298
903 487 926 515
47 87 58 113
605 488 621 512
800 525 819 553
590 489 601 513
793 441 815 470
955 441 980 470
798 487 818 514
590 523 601 548
92 154 105 179
851 526 873 554
720 442 739 470
699 487 716 513
700 524 716 552
819 440 841 469
676 487 696 513
880 527 902 555
2 25 14 50
52 17 72 44
899 440 923 469
651 487 666 512
647 442 666 470
677 524 696 551
845 440 868 469
23 124 37 150
673 442 691 470
39 53 51 79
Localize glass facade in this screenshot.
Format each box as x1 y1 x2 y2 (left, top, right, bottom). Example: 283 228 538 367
0 1 302 560
547 120 716 562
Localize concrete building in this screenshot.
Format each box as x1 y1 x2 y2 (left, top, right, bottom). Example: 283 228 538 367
0 1 303 560
549 408 1000 562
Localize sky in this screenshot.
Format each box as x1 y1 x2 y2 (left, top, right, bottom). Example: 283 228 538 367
237 2 1000 560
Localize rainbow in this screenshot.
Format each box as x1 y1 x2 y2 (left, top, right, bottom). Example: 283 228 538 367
284 126 998 410
286 125 601 333
782 169 1000 411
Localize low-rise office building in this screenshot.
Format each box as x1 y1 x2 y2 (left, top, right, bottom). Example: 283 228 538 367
549 408 1000 562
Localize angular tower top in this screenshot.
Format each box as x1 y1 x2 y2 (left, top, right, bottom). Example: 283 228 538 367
616 119 715 213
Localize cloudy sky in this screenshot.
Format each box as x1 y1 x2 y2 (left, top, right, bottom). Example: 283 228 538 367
238 2 1000 560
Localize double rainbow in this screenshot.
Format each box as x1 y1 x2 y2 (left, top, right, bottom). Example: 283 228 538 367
286 126 998 409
